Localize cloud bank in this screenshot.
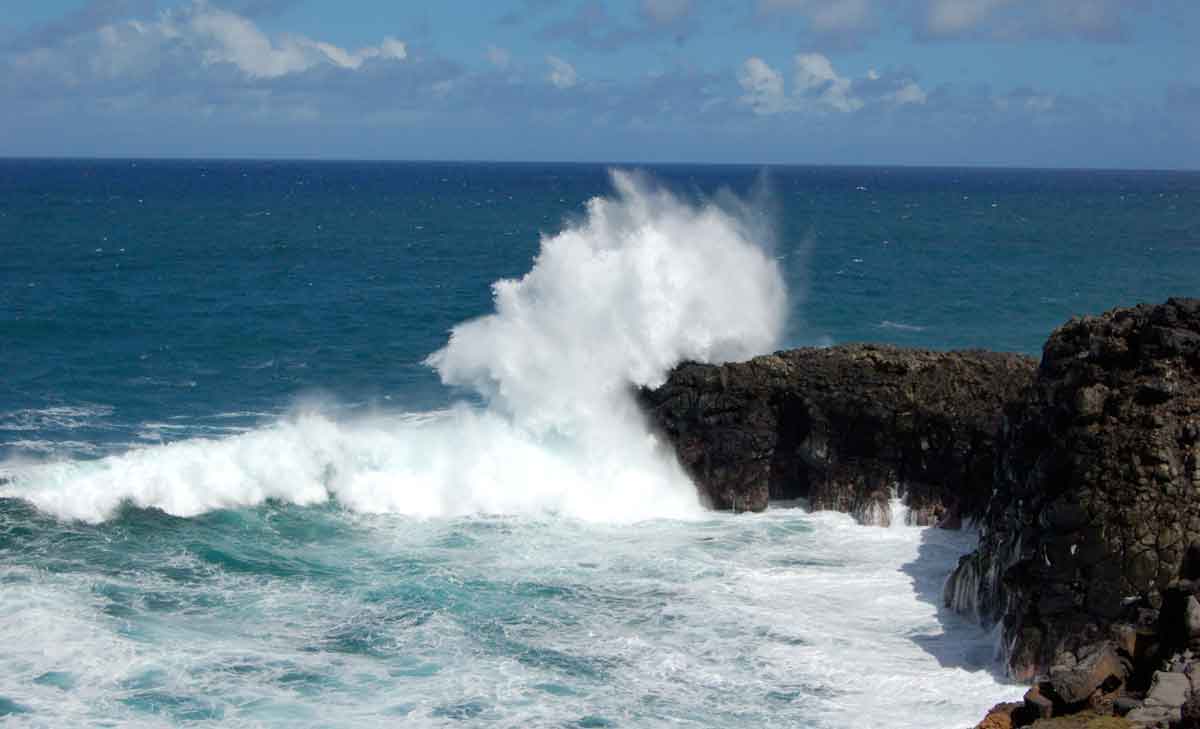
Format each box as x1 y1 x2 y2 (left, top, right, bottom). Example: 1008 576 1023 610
0 0 1191 169
6 1 408 85
737 52 925 115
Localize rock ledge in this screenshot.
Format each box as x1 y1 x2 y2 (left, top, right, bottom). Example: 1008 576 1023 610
640 344 1035 525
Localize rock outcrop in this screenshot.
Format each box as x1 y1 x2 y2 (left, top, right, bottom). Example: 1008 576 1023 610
642 298 1200 728
640 344 1036 525
945 298 1200 689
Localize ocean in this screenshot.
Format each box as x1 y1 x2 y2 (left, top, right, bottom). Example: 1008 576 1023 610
1 160 1198 727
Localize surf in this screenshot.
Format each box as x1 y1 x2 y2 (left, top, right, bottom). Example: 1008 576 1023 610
0 171 787 524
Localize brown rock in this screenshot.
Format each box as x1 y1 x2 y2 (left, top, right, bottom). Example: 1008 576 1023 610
1027 713 1132 728
1049 643 1131 706
977 702 1022 729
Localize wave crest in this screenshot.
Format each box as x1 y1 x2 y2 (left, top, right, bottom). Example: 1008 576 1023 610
2 171 787 523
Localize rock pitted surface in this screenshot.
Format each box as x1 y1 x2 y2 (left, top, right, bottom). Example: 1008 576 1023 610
945 298 1200 689
640 344 1036 525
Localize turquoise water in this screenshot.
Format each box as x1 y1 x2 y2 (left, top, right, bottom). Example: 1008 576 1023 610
1 161 1198 727
1 500 1015 728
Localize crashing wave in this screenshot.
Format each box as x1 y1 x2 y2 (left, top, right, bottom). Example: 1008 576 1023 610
1 171 787 523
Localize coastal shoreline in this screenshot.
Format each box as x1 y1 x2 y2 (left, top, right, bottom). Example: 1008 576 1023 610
643 298 1200 728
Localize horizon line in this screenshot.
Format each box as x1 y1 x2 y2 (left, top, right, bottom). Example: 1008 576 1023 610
1 155 1197 175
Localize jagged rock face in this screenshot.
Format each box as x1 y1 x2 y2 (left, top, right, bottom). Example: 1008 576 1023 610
946 298 1200 682
639 344 1036 525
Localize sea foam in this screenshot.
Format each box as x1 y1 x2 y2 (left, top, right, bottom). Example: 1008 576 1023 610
1 171 787 523
0 506 1026 728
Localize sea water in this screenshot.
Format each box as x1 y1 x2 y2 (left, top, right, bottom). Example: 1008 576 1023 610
1 160 1198 727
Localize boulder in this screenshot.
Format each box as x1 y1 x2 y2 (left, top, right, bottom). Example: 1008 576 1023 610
945 299 1200 679
1049 642 1131 706
977 702 1023 729
639 344 1035 523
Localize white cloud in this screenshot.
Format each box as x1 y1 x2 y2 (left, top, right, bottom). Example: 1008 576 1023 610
187 5 406 78
793 52 861 112
737 52 925 115
885 80 927 105
10 1 408 82
546 55 577 89
486 44 512 69
189 8 309 77
737 56 788 114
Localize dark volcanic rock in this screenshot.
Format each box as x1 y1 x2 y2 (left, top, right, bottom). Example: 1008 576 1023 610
945 298 1200 682
639 344 1035 524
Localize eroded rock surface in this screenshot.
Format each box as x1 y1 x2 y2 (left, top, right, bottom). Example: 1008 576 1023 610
946 298 1200 683
640 344 1035 524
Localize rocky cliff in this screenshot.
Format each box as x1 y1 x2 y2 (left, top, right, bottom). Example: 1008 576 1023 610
643 299 1200 726
935 298 1200 729
639 344 1036 525
945 299 1200 685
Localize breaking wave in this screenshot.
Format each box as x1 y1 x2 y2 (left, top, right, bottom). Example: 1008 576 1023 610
1 171 787 523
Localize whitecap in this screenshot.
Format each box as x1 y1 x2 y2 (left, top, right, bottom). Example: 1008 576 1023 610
0 405 115 432
878 320 927 332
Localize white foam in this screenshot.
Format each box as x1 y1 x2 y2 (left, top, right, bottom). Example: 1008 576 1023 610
0 509 1024 728
3 440 103 456
879 319 927 332
1 171 787 524
3 409 709 523
0 405 114 432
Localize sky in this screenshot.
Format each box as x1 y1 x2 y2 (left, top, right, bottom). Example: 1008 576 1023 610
1 0 1197 168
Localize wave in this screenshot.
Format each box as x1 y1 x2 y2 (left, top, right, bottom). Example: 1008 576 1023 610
0 405 114 432
878 320 926 332
1 409 700 523
1 171 788 523
1 440 104 457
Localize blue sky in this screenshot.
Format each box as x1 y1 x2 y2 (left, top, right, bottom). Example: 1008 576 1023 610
1 0 1196 168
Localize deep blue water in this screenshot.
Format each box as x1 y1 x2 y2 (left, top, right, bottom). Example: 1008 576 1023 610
2 160 1197 456
0 160 1197 728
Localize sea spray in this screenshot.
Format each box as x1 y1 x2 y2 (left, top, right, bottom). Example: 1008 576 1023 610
427 170 785 425
1 171 787 523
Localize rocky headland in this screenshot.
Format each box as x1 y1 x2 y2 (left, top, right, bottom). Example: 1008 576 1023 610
641 298 1200 729
639 344 1036 525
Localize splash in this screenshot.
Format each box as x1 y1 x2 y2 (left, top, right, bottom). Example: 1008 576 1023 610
428 170 785 428
1 171 787 523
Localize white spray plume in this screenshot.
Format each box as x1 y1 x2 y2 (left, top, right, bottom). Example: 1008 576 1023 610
427 170 787 430
2 170 787 523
